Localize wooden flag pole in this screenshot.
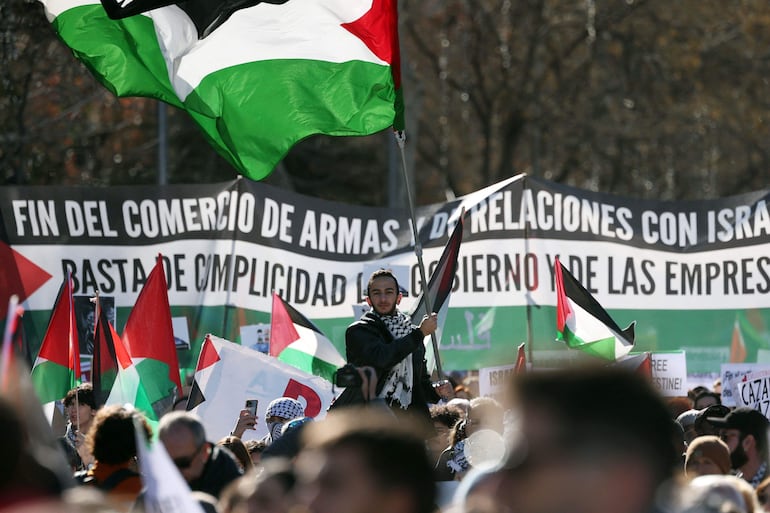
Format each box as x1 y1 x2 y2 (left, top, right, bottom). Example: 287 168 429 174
393 131 445 380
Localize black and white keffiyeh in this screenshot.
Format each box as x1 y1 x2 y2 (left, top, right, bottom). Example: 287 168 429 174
377 310 416 409
446 439 469 474
266 397 305 420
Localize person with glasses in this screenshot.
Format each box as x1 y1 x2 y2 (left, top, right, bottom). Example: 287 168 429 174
158 411 243 498
708 407 770 488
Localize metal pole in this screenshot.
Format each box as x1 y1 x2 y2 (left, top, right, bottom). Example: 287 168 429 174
221 178 243 340
523 176 534 365
158 102 168 185
393 132 444 379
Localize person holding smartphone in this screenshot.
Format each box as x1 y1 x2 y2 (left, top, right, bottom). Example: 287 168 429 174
230 400 259 439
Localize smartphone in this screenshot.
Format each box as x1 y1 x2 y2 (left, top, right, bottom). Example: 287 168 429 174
245 399 258 417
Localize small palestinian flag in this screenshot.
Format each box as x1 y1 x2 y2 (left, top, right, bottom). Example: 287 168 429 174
271 293 345 383
122 255 183 416
30 275 81 417
410 212 464 374
555 257 635 361
185 334 221 411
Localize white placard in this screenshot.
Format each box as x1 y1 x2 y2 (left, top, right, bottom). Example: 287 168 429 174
172 316 191 349
478 363 517 400
721 363 769 407
734 369 770 419
650 351 687 397
240 323 271 353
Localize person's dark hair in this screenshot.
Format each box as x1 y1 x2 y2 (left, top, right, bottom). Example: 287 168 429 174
693 391 721 410
86 405 152 465
218 436 253 471
508 367 678 485
244 439 267 455
366 269 400 297
158 411 206 448
688 385 710 402
303 409 435 513
220 458 297 513
64 383 96 410
429 404 463 430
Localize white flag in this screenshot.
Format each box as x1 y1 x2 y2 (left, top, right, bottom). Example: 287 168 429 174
133 416 205 513
187 335 335 441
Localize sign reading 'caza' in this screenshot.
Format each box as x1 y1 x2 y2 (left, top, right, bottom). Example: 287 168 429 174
2 174 770 374
735 369 770 419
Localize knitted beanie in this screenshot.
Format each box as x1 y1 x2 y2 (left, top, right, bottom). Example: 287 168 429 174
685 435 731 474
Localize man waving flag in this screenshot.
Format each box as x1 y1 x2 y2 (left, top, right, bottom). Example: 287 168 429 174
37 0 403 180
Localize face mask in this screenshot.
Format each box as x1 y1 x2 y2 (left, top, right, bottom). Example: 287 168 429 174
269 421 284 441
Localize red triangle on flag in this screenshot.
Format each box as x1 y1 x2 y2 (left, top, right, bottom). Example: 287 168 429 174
196 335 221 372
37 276 80 380
0 241 52 318
92 298 132 406
342 0 401 87
269 292 300 357
122 255 182 395
554 257 573 333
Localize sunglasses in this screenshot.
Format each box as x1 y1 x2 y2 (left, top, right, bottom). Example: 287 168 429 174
173 443 205 469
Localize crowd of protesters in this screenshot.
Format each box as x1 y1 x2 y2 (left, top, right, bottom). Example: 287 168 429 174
3 269 770 513
2 366 770 513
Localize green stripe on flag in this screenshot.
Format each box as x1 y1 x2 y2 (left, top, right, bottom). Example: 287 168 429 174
53 6 181 106
108 363 158 422
134 358 179 418
31 360 73 404
558 327 618 361
183 58 395 174
278 347 338 383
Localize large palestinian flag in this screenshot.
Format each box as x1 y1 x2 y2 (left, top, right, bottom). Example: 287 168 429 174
555 257 635 361
38 0 403 180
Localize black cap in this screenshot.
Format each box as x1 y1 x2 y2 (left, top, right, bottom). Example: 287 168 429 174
694 404 730 433
706 407 770 440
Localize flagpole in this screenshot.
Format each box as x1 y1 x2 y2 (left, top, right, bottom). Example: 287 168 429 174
523 183 534 366
222 177 243 340
393 131 445 380
1 295 19 391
